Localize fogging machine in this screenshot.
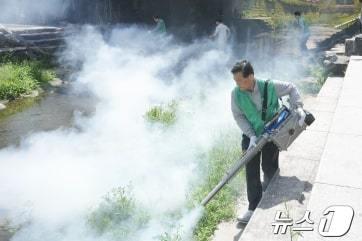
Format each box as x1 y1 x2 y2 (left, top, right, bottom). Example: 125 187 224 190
201 106 315 206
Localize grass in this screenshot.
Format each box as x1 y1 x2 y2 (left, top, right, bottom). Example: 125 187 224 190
191 132 244 241
0 57 56 100
283 202 303 241
304 12 360 27
270 12 360 30
88 133 243 241
144 101 178 125
158 231 182 241
88 103 245 241
0 219 19 236
0 63 38 100
295 61 329 95
145 102 244 241
309 64 328 86
87 186 150 239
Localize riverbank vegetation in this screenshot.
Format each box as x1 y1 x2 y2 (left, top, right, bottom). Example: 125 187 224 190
192 133 243 241
87 103 244 241
0 56 56 100
87 186 150 240
145 101 178 126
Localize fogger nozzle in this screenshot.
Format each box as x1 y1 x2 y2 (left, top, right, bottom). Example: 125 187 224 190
200 137 268 206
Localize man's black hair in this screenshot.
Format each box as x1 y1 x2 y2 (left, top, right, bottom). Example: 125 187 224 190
294 11 301 16
153 15 160 19
216 19 222 23
231 60 254 77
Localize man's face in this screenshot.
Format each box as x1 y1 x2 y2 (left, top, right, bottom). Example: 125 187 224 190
216 21 220 26
233 72 254 91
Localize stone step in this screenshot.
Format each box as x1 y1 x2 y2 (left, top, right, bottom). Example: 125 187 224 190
1 24 62 34
0 24 66 55
27 38 64 47
19 31 64 41
0 45 66 54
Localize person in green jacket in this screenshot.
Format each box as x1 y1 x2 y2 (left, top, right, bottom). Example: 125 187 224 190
293 11 310 51
230 60 305 224
153 15 166 34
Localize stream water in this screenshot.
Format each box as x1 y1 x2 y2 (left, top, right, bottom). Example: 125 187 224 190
0 86 95 149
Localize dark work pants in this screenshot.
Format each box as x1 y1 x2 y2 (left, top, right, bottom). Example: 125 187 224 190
242 134 279 211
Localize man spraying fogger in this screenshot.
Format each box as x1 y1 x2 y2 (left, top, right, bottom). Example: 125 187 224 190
230 60 306 223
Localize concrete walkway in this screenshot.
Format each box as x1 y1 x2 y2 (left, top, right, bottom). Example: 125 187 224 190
298 56 362 241
231 56 362 241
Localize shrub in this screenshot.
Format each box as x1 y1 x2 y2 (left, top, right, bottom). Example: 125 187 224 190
87 187 149 239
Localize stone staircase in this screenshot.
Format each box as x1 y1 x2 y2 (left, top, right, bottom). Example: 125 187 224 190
0 24 66 55
316 21 360 51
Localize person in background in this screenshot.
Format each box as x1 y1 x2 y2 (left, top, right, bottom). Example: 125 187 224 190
293 11 310 51
153 15 166 34
230 60 305 224
210 19 231 47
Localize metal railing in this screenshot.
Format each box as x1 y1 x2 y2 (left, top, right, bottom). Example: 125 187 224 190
335 16 359 29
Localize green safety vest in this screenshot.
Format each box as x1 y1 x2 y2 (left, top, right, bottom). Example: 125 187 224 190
233 79 280 137
155 19 166 33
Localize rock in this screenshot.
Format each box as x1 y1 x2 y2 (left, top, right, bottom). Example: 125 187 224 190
0 103 6 111
323 59 332 67
21 90 39 98
345 38 355 56
0 100 9 105
324 53 338 62
355 34 362 56
49 78 63 87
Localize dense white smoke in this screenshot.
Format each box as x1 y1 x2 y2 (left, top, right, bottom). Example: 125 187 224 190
0 0 70 24
0 26 238 241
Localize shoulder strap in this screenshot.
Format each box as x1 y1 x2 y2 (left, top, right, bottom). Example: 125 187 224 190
262 79 269 121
